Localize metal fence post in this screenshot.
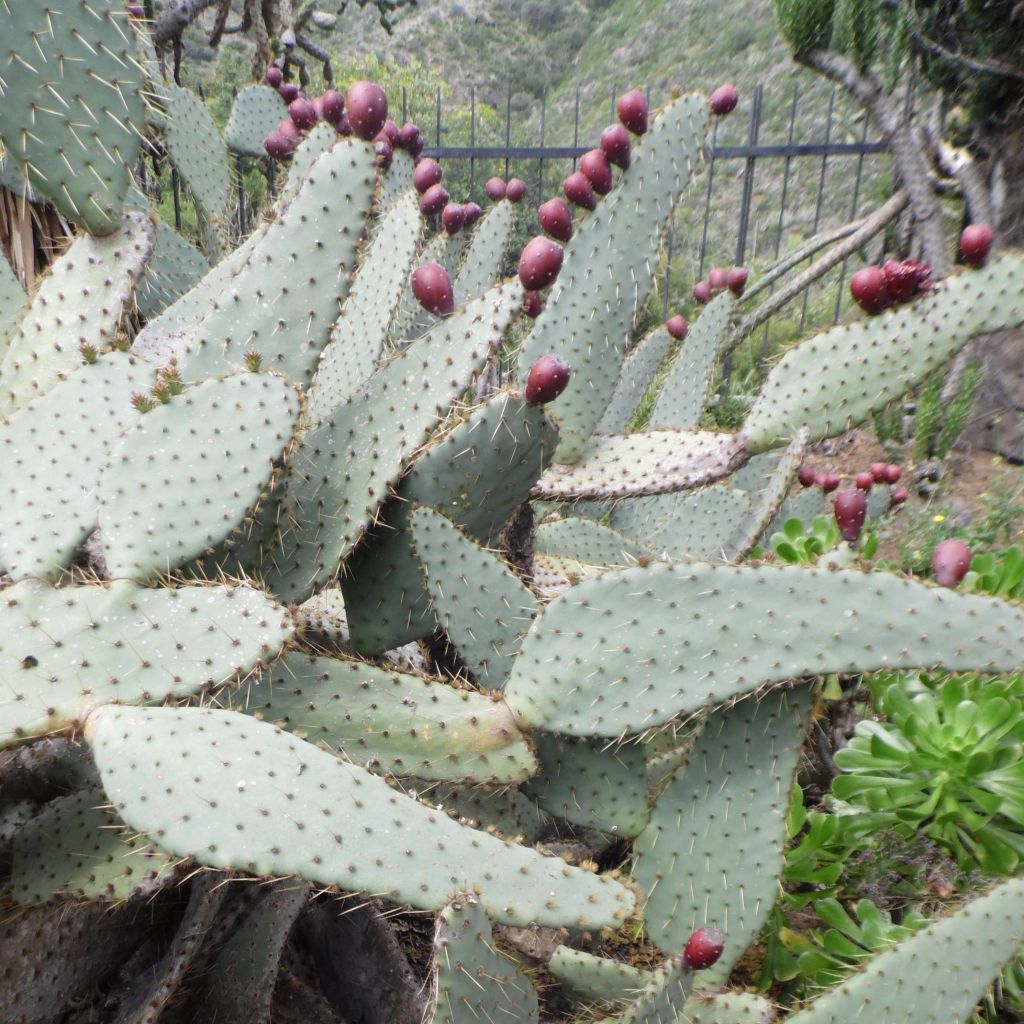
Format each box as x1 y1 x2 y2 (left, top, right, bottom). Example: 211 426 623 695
799 86 836 332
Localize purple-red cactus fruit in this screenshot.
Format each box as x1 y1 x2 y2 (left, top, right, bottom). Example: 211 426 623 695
518 236 564 290
537 197 573 242
411 263 455 316
525 354 571 405
932 539 971 587
346 81 388 140
600 123 631 169
616 89 649 135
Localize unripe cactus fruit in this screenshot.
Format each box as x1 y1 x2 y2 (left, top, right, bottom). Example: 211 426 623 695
320 89 345 127
419 184 450 216
882 463 901 484
855 471 873 491
890 485 908 506
683 927 725 970
960 223 994 266
870 462 888 482
818 472 839 493
932 539 971 587
563 171 596 210
288 97 318 130
708 267 728 293
850 266 891 314
617 89 649 135
523 290 542 318
727 266 749 296
525 355 571 405
580 149 613 195
709 83 739 115
442 203 465 234
666 315 688 340
506 178 527 202
797 464 817 488
265 66 283 88
412 158 443 193
346 81 388 139
600 123 631 169
411 263 455 316
462 201 483 227
693 280 711 303
278 82 301 104
485 177 507 200
537 197 573 242
519 236 564 290
834 489 867 542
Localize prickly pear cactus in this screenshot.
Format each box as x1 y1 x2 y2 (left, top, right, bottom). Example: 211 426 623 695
3 24 1024 1023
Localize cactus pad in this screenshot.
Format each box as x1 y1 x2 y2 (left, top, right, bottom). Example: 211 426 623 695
165 85 232 226
135 218 210 321
548 945 648 1003
224 85 289 157
534 517 651 566
86 705 637 928
454 200 515 304
596 326 675 435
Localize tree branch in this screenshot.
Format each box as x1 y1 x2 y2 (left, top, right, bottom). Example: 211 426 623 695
152 0 221 45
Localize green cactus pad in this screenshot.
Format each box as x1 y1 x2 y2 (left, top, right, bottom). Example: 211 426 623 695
633 686 812 973
224 84 289 157
517 94 709 463
165 85 232 225
0 579 292 751
174 140 376 386
684 992 776 1024
532 553 611 598
0 210 155 415
454 200 515 304
0 351 157 580
284 122 343 197
596 327 675 435
548 946 648 1003
135 218 210 322
409 507 538 690
389 232 450 342
534 517 651 566
86 705 637 928
230 651 537 784
306 188 422 426
533 431 746 501
763 486 826 544
787 877 1024 1024
608 485 752 561
379 150 416 210
619 958 695 1023
525 733 650 837
0 254 27 360
98 372 300 579
343 389 557 653
504 562 1024 737
743 253 1024 450
293 588 350 644
649 292 736 430
10 789 177 903
429 893 540 1023
0 0 146 234
266 281 522 603
422 782 551 842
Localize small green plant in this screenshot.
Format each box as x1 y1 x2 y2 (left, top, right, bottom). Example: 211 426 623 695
767 515 877 564
965 547 1024 601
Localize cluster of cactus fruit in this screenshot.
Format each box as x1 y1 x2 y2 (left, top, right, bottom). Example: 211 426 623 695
4 3 1024 1021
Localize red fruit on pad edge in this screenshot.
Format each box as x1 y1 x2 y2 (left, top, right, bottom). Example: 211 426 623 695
346 81 388 140
518 236 564 290
850 266 890 315
709 83 739 115
834 489 867 542
525 354 571 406
411 263 454 316
600 123 631 169
538 197 573 243
960 223 993 267
683 927 725 970
616 89 649 135
666 315 688 341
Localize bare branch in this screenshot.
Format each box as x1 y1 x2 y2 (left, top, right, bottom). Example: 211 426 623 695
152 0 220 45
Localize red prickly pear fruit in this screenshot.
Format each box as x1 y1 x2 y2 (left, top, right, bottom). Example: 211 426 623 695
666 315 688 341
537 197 573 242
890 486 908 506
564 171 596 210
882 464 901 484
506 178 527 202
335 112 352 136
265 66 283 88
580 149 613 195
380 119 400 146
397 121 420 151
617 89 649 135
485 177 507 201
683 927 725 971
797 464 817 488
264 129 297 159
834 489 867 542
523 290 542 318
693 280 712 304
519 236 564 290
727 266 749 296
818 472 839 493
412 158 443 194
600 123 631 169
850 266 891 315
709 83 739 115
127 4 145 17
411 263 455 316
855 472 874 491
346 81 388 140
960 223 993 267
374 136 393 169
708 267 728 294
932 539 971 587
320 89 345 126
419 184 450 216
288 97 318 130
870 462 888 482
408 134 424 159
442 203 465 234
278 82 301 104
882 259 932 303
462 202 483 227
525 354 571 405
